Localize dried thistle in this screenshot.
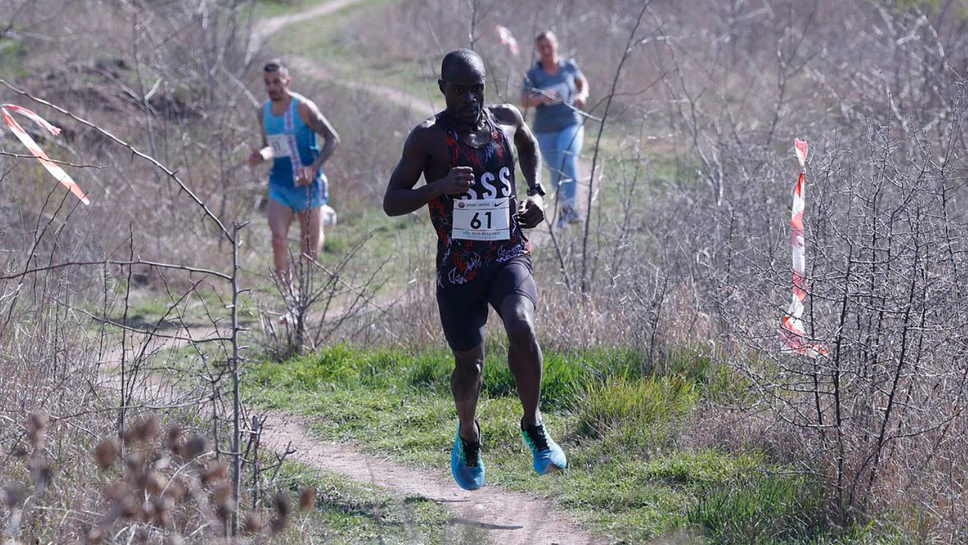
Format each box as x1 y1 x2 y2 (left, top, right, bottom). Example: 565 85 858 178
94 437 120 470
165 479 187 501
122 416 161 444
27 454 52 492
124 452 145 475
243 512 263 534
199 461 228 486
138 415 161 441
299 487 316 510
26 412 48 449
179 434 208 459
270 514 287 535
117 493 139 520
153 495 175 529
166 425 184 455
2 481 27 506
211 481 232 503
274 490 291 517
104 481 131 502
214 499 235 522
166 425 183 445
139 499 156 523
142 470 167 495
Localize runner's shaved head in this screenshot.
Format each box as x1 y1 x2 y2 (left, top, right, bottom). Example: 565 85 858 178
440 49 485 82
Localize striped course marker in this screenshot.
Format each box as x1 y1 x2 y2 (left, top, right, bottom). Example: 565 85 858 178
2 103 90 205
780 138 826 358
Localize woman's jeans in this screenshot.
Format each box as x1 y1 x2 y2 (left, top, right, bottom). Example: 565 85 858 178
535 123 584 211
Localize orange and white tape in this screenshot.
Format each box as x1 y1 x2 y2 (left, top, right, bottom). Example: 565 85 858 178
2 103 90 205
496 25 520 56
780 138 826 358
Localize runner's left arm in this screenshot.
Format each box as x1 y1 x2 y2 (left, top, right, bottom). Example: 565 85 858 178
299 99 341 170
491 104 544 228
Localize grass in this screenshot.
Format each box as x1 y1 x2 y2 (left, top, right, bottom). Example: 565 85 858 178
241 343 893 544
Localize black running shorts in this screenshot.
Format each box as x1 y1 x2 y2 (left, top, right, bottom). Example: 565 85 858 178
436 255 538 352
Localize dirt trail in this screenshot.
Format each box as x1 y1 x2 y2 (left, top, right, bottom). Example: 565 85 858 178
101 322 605 545
262 413 605 545
250 0 369 53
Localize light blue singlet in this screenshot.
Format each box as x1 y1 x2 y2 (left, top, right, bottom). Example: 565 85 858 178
264 94 328 212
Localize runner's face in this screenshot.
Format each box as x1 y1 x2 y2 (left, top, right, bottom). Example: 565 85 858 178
441 68 485 126
264 71 290 102
536 38 556 64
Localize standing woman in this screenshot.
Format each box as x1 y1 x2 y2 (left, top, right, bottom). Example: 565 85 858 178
521 31 589 228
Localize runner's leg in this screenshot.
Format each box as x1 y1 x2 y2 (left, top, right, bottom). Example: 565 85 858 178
500 294 542 428
297 205 324 262
452 344 485 442
267 197 295 280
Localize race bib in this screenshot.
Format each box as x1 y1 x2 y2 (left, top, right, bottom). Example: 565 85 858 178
267 134 293 159
453 198 510 241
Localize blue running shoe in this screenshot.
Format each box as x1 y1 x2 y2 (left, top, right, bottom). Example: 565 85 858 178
522 421 567 475
451 421 484 490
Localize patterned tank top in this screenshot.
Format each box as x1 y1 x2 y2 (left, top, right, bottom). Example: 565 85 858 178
428 110 531 287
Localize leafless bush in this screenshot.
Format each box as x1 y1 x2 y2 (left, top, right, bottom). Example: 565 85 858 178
639 3 968 538
257 233 393 359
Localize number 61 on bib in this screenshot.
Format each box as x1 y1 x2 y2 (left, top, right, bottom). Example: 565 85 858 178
453 198 510 241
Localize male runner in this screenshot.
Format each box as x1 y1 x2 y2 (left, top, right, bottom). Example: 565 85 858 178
383 49 566 491
248 59 340 299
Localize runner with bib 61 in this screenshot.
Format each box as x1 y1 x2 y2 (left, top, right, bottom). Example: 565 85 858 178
383 49 567 491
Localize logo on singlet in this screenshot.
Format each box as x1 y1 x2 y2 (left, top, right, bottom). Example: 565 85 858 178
458 166 512 201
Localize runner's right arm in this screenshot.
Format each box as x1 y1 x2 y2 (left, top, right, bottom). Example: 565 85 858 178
248 108 271 167
383 123 474 216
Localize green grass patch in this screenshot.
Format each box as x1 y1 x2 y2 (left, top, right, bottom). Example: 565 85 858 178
240 344 891 543
575 375 696 439
688 472 830 545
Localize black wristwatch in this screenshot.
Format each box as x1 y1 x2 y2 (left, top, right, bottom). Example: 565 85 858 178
527 182 547 198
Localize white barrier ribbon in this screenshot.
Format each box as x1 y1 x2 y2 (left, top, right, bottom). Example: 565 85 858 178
2 103 90 205
780 138 826 358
